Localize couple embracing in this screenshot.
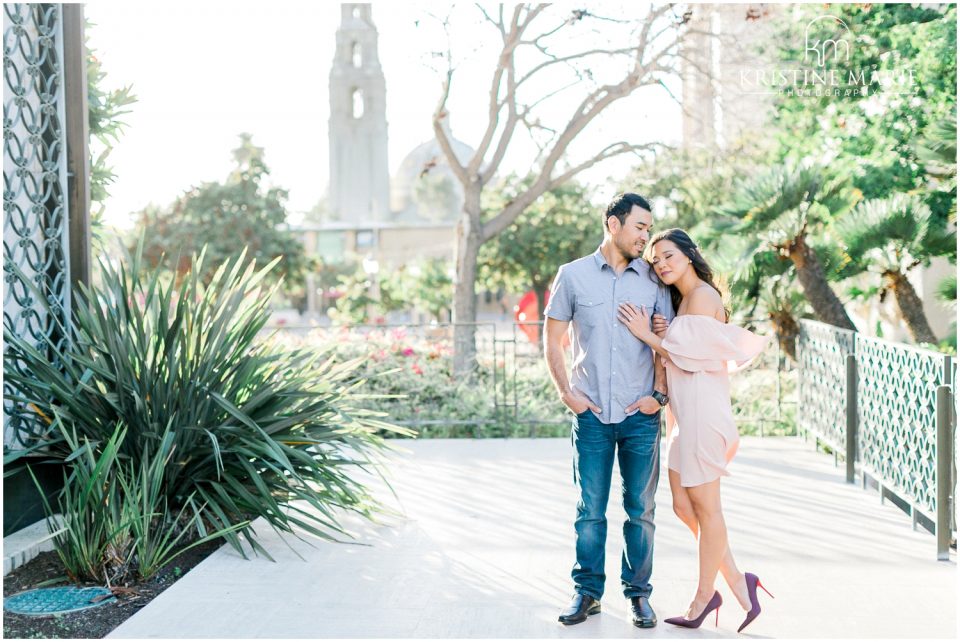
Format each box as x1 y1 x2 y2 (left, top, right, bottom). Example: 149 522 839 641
544 193 773 632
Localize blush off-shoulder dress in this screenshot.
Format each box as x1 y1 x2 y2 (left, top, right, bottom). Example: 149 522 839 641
661 315 769 487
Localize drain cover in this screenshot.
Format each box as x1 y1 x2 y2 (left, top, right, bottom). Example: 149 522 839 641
4 586 116 616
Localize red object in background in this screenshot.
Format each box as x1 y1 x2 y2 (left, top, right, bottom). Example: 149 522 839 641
514 289 570 347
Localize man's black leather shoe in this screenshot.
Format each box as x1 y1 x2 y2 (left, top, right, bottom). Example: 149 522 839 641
629 596 657 628
558 593 601 625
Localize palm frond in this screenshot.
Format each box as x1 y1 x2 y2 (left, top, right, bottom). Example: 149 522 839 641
916 112 957 178
937 274 957 304
834 193 934 263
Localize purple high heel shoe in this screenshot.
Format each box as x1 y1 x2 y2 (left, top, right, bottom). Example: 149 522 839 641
737 572 774 633
664 591 722 629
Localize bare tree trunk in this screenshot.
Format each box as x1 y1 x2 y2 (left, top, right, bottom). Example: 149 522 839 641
452 192 483 375
534 286 546 323
888 271 938 344
788 235 857 331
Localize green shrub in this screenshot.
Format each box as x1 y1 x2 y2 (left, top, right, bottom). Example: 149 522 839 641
4 239 411 579
729 361 797 437
29 417 243 584
27 418 125 583
274 326 572 438
116 423 246 580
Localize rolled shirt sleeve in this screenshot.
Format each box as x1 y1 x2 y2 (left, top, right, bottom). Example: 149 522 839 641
544 266 574 321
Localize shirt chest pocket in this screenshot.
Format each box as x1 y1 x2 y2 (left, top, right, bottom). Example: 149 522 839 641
575 299 606 326
618 292 657 314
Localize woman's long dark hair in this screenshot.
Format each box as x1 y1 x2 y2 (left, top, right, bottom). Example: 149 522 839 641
645 228 729 321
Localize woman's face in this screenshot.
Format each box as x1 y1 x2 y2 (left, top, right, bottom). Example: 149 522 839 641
650 239 690 285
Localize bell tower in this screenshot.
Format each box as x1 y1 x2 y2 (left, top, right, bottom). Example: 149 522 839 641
328 4 389 223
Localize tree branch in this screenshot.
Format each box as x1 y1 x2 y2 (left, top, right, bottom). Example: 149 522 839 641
467 5 525 176
482 140 660 243
519 3 551 30
432 33 469 186
636 4 677 65
435 4 686 242
480 60 520 182
520 78 583 116
547 141 660 190
474 2 505 37
515 47 638 88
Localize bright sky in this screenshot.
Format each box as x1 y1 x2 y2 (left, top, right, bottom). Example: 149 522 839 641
85 1 682 229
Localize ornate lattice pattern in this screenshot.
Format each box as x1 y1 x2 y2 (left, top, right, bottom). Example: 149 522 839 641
797 319 855 450
856 335 949 518
3 4 71 448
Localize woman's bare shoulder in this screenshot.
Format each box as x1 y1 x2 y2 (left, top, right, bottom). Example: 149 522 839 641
684 285 724 317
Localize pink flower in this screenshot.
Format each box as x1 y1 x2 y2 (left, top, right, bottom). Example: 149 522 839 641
412 364 423 375
402 347 415 357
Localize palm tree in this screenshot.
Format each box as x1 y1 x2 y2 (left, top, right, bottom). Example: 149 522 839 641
716 164 858 331
710 236 810 360
835 194 956 345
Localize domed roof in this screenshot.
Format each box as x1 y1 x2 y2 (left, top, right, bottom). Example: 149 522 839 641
390 130 476 219
398 135 474 175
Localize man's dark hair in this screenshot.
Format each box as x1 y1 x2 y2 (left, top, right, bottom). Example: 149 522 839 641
604 192 652 231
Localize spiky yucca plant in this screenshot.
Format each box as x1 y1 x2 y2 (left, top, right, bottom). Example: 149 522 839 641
4 238 412 563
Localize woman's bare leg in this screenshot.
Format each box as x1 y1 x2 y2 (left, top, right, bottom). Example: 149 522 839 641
669 469 699 538
673 473 751 611
719 543 750 609
684 479 727 618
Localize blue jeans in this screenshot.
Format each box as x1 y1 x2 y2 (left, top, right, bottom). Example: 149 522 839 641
571 408 660 600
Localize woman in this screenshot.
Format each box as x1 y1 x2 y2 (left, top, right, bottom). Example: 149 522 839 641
616 228 773 633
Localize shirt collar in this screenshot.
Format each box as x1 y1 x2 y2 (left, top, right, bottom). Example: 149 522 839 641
593 247 647 274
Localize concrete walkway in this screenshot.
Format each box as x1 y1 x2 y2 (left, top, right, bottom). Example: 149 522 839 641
108 437 956 639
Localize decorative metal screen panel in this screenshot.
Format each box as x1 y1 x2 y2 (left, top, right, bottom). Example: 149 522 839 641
856 335 950 519
797 319 855 451
3 3 72 448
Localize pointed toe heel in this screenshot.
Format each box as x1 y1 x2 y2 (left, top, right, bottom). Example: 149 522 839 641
664 591 722 629
737 572 774 633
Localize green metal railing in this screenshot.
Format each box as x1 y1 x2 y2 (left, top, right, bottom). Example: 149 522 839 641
797 319 956 560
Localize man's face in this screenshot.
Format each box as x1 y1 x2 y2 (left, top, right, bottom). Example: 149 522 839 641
609 205 653 261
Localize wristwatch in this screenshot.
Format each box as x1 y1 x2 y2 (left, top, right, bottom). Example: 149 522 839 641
652 390 669 407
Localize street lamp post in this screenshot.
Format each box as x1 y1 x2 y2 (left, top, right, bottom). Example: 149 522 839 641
362 254 380 323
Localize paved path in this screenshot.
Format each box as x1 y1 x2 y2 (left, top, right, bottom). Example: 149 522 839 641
108 437 956 639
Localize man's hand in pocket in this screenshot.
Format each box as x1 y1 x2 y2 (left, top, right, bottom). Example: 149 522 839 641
626 396 660 415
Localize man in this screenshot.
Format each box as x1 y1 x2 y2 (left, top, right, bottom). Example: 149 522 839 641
543 193 674 628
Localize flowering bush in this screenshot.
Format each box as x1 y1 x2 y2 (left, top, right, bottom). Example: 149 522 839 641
270 324 796 439
269 326 570 438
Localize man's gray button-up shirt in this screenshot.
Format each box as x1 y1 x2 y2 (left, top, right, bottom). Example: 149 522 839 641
544 248 676 425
